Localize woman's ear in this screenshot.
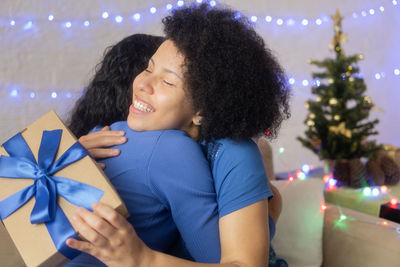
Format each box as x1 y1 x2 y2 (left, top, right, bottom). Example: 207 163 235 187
192 112 203 126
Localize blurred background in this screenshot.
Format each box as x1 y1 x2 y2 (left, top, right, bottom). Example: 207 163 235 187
1 0 399 173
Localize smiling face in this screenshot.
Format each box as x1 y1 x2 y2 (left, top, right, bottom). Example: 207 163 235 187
127 40 201 138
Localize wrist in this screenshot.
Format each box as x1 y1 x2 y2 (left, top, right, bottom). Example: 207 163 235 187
136 244 156 267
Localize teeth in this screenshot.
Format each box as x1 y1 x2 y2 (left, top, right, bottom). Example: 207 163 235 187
134 100 154 112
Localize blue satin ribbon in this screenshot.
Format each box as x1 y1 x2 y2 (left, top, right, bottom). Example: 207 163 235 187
0 129 104 260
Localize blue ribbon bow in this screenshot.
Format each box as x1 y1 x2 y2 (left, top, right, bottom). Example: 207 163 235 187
0 129 104 259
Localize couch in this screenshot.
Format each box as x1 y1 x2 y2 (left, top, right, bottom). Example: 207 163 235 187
256 137 400 267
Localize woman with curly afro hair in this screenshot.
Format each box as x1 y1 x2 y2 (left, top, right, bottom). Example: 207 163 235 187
67 3 290 267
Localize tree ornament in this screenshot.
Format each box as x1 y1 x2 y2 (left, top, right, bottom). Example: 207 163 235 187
329 98 338 105
329 122 352 138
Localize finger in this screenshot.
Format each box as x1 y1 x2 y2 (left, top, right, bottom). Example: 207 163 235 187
71 210 109 247
66 238 104 260
76 207 118 241
101 126 110 131
92 202 131 230
89 148 120 159
81 135 127 150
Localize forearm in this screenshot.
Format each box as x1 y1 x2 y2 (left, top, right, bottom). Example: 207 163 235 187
142 249 257 267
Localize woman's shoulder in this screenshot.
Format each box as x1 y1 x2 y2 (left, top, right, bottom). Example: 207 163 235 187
201 138 259 164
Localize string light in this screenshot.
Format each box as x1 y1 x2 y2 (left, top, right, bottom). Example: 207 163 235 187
102 12 109 19
363 187 372 196
83 20 90 27
390 197 398 206
48 15 54 21
279 147 285 154
177 0 185 7
380 185 388 194
10 20 16 26
265 15 272 22
301 19 309 26
210 1 217 7
115 16 123 23
132 13 141 21
150 7 157 14
276 18 283 25
371 188 380 196
320 203 327 211
23 21 33 30
65 21 72 28
10 89 18 97
302 164 310 173
166 3 173 10
30 92 35 98
251 16 257 22
51 92 57 98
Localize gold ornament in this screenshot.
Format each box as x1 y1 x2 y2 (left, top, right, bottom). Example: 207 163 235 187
358 54 364 60
316 97 322 102
348 66 353 71
345 72 350 76
329 98 338 105
330 10 347 50
364 96 372 104
310 113 316 119
331 10 344 29
305 102 310 109
329 122 352 138
329 78 334 84
334 115 341 120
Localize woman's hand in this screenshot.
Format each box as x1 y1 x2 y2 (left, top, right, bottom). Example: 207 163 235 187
66 202 152 267
79 126 127 168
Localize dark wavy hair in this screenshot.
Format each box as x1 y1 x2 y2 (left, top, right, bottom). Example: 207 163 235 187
163 3 290 140
68 34 164 138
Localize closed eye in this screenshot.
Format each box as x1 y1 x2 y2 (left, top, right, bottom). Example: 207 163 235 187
144 69 152 73
163 80 174 86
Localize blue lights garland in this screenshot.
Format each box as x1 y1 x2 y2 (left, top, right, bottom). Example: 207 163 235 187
1 0 399 100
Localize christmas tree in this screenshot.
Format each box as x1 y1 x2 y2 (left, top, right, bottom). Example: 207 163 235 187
297 10 382 185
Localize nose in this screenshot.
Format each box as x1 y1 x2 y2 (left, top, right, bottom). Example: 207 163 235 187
134 71 154 95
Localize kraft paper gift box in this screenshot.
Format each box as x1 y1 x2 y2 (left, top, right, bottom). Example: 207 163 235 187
0 110 128 267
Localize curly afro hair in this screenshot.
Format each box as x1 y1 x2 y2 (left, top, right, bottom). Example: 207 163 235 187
68 34 164 138
163 3 290 140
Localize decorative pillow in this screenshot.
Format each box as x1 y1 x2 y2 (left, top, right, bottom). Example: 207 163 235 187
271 179 324 267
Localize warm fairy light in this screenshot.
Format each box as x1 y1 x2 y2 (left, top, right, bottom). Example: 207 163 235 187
302 164 310 173
380 185 388 194
327 184 336 191
371 188 380 197
329 178 337 186
320 203 327 211
278 147 285 154
340 214 347 220
390 198 398 206
381 221 389 226
296 170 306 180
323 175 330 183
289 176 294 182
363 187 372 196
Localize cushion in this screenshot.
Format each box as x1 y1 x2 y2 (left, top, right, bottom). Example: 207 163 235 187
271 179 324 267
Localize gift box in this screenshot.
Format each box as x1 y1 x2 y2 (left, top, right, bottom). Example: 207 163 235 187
0 110 129 267
379 202 400 224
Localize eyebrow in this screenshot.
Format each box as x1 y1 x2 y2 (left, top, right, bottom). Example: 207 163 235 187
150 58 183 80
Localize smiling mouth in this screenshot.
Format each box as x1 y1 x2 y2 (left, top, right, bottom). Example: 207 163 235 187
133 100 155 112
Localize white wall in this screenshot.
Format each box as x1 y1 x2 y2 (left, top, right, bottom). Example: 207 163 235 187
1 0 399 173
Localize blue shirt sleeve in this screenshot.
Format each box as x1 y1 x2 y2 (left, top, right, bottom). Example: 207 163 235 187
147 131 220 263
212 139 273 218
